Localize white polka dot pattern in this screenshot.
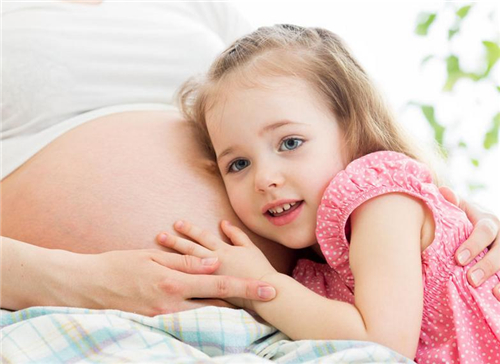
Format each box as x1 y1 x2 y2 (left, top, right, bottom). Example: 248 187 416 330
292 151 500 363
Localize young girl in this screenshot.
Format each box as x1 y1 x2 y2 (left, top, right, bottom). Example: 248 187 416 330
157 24 500 362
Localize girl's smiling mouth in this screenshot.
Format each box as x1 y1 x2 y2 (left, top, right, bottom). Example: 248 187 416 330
265 200 304 226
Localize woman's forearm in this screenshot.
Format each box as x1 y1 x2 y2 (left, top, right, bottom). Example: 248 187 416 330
0 236 81 310
1 236 281 315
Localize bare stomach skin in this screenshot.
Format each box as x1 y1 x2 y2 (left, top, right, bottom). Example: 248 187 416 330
1 110 297 274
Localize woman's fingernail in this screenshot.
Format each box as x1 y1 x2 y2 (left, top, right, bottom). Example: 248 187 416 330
258 286 276 299
201 257 218 266
458 249 470 265
470 269 484 286
158 233 167 243
175 221 184 229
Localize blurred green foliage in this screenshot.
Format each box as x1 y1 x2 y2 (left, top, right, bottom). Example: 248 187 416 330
412 4 499 193
415 13 436 36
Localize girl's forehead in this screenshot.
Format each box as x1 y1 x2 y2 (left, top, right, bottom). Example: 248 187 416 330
206 76 335 142
208 73 314 108
206 74 329 122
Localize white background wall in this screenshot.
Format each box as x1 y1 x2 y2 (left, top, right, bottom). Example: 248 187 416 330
233 1 500 215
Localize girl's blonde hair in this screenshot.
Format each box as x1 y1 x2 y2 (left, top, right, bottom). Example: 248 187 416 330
178 24 440 181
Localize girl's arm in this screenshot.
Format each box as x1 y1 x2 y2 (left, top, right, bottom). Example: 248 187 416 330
162 195 424 358
251 193 424 358
1 236 276 314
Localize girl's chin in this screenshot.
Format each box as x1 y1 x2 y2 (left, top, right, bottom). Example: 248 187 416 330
279 237 315 250
253 226 315 249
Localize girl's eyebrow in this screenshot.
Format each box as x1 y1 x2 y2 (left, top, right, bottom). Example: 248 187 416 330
258 120 306 136
217 120 308 161
217 147 234 162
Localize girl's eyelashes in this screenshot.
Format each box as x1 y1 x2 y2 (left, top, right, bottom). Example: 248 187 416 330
225 137 304 174
278 137 304 151
227 158 250 173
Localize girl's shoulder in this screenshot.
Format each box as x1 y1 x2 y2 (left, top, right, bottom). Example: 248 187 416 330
344 150 432 184
317 150 438 255
316 151 439 284
321 150 434 210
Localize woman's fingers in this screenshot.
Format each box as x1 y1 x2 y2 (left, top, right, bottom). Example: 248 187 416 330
151 250 219 274
455 219 498 266
220 220 253 247
157 231 214 257
494 284 500 301
182 273 276 302
439 186 460 207
465 239 500 287
173 221 220 249
177 299 237 312
444 192 500 301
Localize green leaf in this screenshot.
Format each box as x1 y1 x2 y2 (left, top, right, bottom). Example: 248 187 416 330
468 183 486 192
448 28 459 40
458 141 467 148
446 55 460 74
471 158 479 167
464 72 483 82
442 55 483 89
420 55 434 68
482 40 500 77
443 55 464 91
416 13 437 36
497 86 500 93
420 105 447 155
456 5 472 19
483 112 500 149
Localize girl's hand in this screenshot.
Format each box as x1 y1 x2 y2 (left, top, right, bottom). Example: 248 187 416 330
440 186 500 300
157 220 278 309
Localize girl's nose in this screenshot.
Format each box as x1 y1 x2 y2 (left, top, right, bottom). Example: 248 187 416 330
254 168 284 193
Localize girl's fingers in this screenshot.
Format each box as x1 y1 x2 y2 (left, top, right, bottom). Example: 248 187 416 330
221 220 252 247
157 232 214 257
173 220 220 249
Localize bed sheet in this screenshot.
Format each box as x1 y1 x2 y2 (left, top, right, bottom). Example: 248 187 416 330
1 306 415 363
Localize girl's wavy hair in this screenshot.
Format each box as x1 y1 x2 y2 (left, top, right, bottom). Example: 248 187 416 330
178 24 440 180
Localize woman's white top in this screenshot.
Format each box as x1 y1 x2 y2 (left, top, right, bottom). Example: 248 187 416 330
1 2 251 179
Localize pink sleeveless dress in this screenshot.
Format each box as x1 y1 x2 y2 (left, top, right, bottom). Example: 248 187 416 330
293 151 500 363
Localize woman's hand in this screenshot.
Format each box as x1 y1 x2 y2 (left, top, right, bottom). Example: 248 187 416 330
1 237 276 316
80 249 277 316
157 220 278 309
440 187 500 300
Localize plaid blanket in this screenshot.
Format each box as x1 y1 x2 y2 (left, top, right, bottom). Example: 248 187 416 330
1 306 415 363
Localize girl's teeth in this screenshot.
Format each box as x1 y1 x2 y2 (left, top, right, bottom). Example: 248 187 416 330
269 202 296 215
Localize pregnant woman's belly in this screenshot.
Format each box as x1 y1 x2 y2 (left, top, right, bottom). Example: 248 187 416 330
1 110 295 273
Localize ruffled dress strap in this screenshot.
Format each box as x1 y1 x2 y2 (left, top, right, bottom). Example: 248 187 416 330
316 150 446 289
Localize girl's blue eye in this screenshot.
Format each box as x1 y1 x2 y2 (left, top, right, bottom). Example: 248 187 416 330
228 159 250 173
279 138 304 151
